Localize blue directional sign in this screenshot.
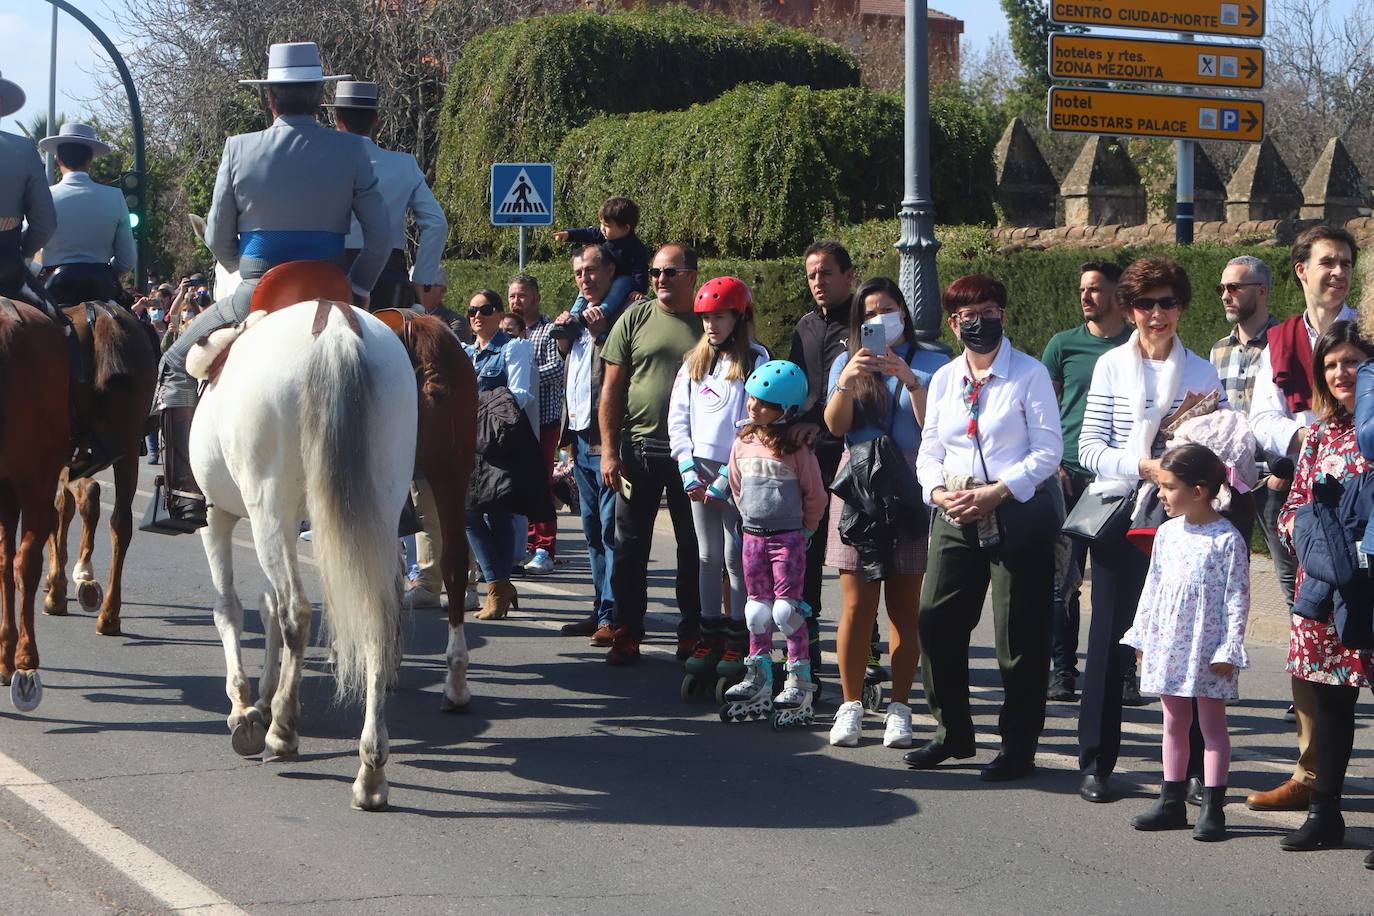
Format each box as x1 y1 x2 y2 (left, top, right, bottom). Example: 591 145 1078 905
490 163 554 227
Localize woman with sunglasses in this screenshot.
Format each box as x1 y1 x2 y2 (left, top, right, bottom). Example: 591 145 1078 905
464 288 539 620
1076 257 1226 804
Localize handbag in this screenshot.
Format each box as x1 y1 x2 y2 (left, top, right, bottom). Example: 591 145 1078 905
1061 485 1136 543
970 401 1052 555
1124 482 1168 554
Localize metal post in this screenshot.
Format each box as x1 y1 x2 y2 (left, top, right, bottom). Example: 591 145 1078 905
46 5 58 182
518 226 526 272
896 0 944 348
1174 31 1195 245
43 0 146 288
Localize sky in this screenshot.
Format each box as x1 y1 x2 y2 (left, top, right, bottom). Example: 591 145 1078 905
2 0 1364 132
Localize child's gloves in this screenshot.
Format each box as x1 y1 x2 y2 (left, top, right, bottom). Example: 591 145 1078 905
679 458 703 494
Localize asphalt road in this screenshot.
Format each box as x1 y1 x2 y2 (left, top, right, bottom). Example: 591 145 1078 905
0 461 1370 914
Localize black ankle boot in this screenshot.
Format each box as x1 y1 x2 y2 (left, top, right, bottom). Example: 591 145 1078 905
1132 780 1189 831
1280 794 1344 851
1193 786 1227 841
1364 848 1374 870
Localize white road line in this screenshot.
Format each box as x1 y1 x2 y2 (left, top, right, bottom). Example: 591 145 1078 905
0 750 247 915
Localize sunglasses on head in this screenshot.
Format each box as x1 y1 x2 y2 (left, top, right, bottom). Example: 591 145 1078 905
649 267 685 280
467 303 498 317
1131 296 1181 312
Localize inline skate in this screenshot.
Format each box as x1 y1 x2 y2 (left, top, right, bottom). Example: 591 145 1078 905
681 618 725 701
770 660 817 730
719 653 773 722
714 618 749 702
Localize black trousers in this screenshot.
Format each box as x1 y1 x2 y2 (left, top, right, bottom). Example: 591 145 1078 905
610 440 701 641
1052 470 1091 676
802 438 844 673
919 512 1054 760
1078 532 1149 776
1310 681 1360 798
44 263 121 306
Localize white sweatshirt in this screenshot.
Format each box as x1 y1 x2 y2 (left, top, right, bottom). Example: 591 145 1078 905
668 343 769 465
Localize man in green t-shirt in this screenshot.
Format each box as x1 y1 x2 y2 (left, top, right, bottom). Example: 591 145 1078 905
599 243 706 665
1040 259 1132 702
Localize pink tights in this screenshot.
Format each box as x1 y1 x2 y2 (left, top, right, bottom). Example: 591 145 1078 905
749 628 809 664
1161 695 1230 786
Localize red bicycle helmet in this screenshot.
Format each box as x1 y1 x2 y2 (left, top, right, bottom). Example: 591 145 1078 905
694 276 753 315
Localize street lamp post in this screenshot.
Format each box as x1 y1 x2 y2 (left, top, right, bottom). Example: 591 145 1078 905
43 0 146 289
896 0 944 350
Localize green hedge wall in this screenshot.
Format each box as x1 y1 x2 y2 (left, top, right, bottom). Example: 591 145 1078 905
445 231 1357 361
434 7 858 258
553 83 995 260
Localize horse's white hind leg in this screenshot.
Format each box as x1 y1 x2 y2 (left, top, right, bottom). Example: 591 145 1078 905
441 623 471 713
255 589 283 721
352 650 390 811
200 507 259 751
253 515 311 763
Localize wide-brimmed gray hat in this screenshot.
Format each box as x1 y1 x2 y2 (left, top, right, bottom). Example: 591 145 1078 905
239 42 349 86
38 122 112 158
0 71 23 118
326 81 379 109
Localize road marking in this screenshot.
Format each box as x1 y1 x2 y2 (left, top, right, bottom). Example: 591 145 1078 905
0 750 247 915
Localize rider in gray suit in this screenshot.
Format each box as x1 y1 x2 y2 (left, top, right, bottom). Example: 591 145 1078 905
149 42 389 533
0 71 57 305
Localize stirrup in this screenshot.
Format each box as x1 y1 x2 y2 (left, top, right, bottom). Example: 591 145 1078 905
139 476 208 535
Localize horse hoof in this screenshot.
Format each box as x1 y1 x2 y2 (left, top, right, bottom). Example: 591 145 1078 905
351 777 388 812
440 692 472 714
262 749 299 764
43 599 69 617
10 671 42 712
77 581 103 614
230 720 268 757
95 617 121 637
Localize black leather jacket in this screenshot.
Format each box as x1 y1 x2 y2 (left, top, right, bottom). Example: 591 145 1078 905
830 435 926 582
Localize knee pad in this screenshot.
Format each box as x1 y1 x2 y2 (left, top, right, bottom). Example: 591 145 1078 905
743 598 773 634
772 598 806 636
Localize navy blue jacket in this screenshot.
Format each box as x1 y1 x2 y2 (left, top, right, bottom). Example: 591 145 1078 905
564 226 650 295
1292 472 1374 648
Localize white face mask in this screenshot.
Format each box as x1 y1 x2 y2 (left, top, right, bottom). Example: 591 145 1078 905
862 311 905 347
149 309 164 323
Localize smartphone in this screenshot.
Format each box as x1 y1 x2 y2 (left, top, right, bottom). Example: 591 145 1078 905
860 321 884 368
618 475 634 501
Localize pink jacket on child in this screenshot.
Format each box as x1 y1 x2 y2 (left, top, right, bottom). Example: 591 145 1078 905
726 432 826 533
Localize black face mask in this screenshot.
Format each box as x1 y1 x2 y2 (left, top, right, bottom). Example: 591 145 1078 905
958 315 1002 354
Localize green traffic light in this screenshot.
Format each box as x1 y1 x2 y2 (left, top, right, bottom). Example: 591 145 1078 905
129 212 140 229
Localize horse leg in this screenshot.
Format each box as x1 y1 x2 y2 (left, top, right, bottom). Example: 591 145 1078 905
352 648 390 811
95 458 136 635
42 478 74 617
255 516 311 763
199 506 261 753
0 484 17 684
254 588 283 724
431 476 471 713
12 481 58 708
71 478 102 616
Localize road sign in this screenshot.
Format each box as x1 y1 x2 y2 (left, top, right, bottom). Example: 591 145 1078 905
1049 0 1264 38
1048 86 1264 142
490 163 554 227
1049 33 1264 89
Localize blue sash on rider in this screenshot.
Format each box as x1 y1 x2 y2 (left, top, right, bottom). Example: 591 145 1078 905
239 230 344 266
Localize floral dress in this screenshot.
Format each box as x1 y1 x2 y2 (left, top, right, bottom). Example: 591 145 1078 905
1278 414 1370 687
1121 517 1250 699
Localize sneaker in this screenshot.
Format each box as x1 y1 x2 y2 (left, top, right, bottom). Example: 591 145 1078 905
404 586 443 609
1048 670 1077 702
298 529 313 542
524 549 555 575
589 624 615 647
1121 678 1147 707
829 699 864 747
883 701 913 748
1284 703 1297 723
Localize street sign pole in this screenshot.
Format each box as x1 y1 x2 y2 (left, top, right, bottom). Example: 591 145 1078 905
518 226 526 272
1176 30 1195 245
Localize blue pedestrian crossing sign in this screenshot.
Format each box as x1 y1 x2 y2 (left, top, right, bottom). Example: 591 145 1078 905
490 163 554 226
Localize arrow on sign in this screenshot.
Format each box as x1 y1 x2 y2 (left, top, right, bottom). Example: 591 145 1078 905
1243 110 1259 131
1241 57 1258 79
1242 4 1259 25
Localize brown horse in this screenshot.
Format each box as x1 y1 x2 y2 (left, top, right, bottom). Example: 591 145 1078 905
43 303 159 636
374 309 478 712
0 297 71 709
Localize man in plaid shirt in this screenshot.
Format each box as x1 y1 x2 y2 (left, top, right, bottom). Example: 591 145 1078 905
510 274 565 574
1209 254 1292 611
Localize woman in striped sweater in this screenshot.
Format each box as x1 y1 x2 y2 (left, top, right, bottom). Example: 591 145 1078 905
1076 256 1226 805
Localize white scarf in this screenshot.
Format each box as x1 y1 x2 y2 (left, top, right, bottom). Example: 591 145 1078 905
1090 330 1186 497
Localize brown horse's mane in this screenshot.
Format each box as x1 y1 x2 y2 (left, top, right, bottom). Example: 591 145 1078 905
405 315 474 404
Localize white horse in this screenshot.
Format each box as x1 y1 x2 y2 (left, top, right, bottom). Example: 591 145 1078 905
191 298 417 811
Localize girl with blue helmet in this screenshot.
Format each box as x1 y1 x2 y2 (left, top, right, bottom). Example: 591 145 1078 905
715 359 828 728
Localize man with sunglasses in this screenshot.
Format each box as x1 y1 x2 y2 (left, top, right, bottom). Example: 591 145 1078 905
1244 224 1358 815
599 244 705 665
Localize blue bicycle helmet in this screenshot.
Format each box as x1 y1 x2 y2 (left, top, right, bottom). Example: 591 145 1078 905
744 359 808 416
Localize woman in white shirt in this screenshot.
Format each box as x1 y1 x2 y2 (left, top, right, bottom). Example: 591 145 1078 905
1075 256 1225 804
906 275 1063 781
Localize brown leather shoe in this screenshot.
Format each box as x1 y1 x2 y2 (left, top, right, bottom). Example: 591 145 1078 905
560 616 597 636
605 626 641 665
1246 778 1313 811
589 624 615 647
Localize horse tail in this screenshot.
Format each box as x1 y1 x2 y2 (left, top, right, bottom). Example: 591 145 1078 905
300 315 402 702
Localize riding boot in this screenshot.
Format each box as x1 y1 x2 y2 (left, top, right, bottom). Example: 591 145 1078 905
1280 792 1345 851
140 407 207 535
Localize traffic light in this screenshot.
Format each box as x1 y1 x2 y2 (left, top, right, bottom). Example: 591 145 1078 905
120 170 143 230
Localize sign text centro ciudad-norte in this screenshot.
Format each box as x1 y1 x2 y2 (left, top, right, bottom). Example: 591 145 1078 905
1049 0 1265 38
1047 0 1265 144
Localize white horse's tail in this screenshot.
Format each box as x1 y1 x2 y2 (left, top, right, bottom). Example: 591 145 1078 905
301 317 402 701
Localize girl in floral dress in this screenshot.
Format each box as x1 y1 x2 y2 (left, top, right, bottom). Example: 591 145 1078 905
1275 320 1374 857
1122 443 1249 842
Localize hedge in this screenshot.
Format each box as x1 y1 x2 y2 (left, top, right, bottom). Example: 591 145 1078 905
434 7 858 258
444 231 1360 360
553 83 995 260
